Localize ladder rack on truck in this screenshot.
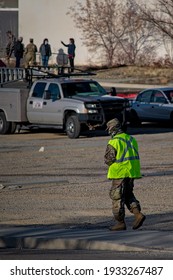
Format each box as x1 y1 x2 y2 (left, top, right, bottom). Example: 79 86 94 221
0 66 96 87
25 66 96 87
0 67 25 87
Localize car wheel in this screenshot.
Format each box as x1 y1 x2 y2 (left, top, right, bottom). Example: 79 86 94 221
0 112 11 134
130 110 141 127
65 114 81 139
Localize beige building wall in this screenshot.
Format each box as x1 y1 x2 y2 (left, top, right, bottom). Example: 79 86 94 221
19 0 90 65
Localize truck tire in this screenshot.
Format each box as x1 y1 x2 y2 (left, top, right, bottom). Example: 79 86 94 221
0 112 11 134
65 115 81 139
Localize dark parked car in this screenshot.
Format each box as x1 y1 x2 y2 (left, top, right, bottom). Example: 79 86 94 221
130 87 173 125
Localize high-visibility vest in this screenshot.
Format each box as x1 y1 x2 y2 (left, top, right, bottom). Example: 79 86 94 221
107 133 141 179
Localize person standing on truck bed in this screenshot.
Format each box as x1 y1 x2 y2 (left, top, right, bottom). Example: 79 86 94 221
14 37 24 68
24 38 38 68
39 38 52 68
61 38 76 72
104 118 146 231
5 30 16 65
24 38 38 81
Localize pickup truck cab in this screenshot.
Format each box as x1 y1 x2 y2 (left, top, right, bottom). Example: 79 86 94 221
0 76 129 138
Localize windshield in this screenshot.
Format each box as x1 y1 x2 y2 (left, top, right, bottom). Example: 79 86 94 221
61 81 107 98
163 90 173 103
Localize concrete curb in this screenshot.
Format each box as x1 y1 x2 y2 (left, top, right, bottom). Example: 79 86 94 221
0 229 173 253
0 236 148 252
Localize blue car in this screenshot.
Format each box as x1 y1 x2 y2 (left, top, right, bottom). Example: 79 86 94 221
130 87 173 125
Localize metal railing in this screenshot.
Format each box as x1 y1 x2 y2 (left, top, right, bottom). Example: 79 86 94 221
0 67 25 87
0 65 96 88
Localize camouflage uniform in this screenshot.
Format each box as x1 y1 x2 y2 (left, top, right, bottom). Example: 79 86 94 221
6 31 16 64
24 40 38 68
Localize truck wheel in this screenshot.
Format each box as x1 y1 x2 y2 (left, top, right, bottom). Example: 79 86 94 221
0 112 11 134
65 115 81 139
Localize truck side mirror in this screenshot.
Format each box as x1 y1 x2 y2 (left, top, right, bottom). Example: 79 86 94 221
44 90 51 100
109 87 117 96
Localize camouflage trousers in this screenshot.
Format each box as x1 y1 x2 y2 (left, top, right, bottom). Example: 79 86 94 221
24 53 36 68
109 178 141 221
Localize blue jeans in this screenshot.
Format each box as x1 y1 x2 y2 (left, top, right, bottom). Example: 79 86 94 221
41 55 49 68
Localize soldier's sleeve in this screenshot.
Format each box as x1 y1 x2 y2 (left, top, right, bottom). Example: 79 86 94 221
104 144 117 166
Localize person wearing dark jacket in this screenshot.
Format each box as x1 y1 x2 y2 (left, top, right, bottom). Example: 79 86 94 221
14 37 24 68
61 38 76 72
39 38 52 68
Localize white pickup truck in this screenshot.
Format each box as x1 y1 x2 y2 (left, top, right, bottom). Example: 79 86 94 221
0 76 129 138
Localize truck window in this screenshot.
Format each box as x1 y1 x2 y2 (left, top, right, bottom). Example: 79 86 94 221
62 81 107 98
47 83 61 101
32 82 47 98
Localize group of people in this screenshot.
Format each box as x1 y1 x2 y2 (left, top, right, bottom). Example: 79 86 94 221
5 31 76 71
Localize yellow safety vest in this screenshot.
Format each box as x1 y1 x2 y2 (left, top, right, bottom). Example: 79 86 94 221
107 133 141 179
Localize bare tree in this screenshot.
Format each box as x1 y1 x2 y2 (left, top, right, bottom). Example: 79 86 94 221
68 0 160 66
68 0 126 66
132 0 173 63
134 0 173 39
119 1 159 64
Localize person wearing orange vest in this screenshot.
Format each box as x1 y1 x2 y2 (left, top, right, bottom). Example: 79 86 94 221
104 118 146 231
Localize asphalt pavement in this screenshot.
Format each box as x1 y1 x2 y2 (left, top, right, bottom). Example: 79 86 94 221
1 78 173 258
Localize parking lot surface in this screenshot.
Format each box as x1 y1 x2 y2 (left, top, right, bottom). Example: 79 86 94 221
0 125 173 257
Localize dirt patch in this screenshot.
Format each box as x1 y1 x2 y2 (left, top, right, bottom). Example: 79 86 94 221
94 66 173 85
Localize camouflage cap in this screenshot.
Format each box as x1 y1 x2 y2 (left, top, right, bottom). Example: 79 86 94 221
106 118 122 131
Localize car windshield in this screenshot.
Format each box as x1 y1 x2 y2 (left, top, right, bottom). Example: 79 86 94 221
61 81 107 98
163 90 173 103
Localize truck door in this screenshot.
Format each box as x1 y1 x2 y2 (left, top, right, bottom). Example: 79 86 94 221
27 81 47 123
40 83 62 124
27 82 62 124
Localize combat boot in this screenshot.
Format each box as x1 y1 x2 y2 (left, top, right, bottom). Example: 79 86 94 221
132 207 146 230
109 221 126 231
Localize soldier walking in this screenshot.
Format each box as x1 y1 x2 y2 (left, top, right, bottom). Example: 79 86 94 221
104 118 146 231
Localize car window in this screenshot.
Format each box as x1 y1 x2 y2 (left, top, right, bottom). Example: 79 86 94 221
163 90 173 103
47 83 61 101
151 91 167 103
136 90 153 102
32 82 47 98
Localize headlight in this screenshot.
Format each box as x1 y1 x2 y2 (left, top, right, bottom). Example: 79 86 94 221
85 103 99 113
85 103 98 109
87 109 98 114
